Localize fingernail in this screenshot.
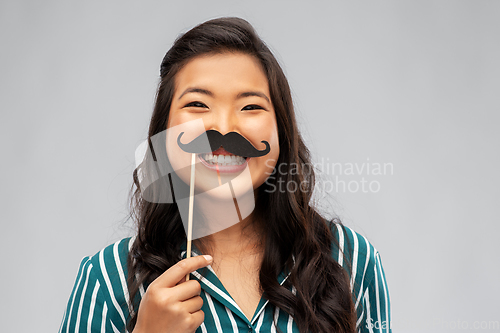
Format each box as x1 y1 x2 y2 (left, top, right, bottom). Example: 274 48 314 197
203 255 213 262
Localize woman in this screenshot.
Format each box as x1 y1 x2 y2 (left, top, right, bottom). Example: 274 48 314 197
59 17 391 333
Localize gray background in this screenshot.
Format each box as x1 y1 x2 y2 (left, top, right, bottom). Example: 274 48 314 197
1 1 499 332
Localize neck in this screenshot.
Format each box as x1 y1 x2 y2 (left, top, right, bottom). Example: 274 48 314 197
193 214 264 259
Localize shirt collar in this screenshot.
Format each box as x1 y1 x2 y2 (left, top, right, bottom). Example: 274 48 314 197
179 238 292 325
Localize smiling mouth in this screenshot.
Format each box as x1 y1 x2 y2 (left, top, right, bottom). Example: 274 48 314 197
199 153 248 166
198 147 249 167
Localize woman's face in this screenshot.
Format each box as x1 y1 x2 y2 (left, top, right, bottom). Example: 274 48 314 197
166 52 280 197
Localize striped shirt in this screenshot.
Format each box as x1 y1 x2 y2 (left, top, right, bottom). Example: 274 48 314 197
58 224 391 333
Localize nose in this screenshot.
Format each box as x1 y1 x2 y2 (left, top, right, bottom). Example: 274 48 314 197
205 107 237 135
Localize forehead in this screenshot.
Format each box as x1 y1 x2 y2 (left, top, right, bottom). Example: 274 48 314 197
173 52 270 97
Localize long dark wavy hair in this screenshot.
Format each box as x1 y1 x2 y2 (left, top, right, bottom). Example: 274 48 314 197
126 17 356 333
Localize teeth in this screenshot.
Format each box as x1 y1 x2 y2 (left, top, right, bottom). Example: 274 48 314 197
201 153 246 166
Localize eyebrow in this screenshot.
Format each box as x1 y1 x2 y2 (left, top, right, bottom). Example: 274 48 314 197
178 87 213 100
237 91 270 103
178 87 270 103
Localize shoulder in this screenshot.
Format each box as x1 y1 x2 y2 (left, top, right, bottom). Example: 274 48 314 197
88 237 134 279
60 237 135 332
86 237 135 326
327 221 392 332
327 221 386 297
70 236 134 293
86 236 134 302
327 221 379 272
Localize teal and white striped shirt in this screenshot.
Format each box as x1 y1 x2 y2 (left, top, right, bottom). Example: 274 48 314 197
59 224 391 333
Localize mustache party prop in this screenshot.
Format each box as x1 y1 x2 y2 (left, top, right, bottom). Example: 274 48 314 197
177 130 270 157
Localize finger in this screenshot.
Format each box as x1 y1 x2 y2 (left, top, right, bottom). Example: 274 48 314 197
154 255 213 288
171 279 202 301
182 295 204 314
188 309 205 331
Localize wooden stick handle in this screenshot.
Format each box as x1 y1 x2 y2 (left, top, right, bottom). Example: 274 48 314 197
186 153 196 281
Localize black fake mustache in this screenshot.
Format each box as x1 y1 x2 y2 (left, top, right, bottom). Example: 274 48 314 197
177 130 270 158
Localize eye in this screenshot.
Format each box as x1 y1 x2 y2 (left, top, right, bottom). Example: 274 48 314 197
241 104 265 111
184 101 208 108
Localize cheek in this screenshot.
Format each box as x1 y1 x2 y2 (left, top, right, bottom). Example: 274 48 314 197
165 135 190 186
242 115 279 151
165 117 207 185
244 121 280 187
